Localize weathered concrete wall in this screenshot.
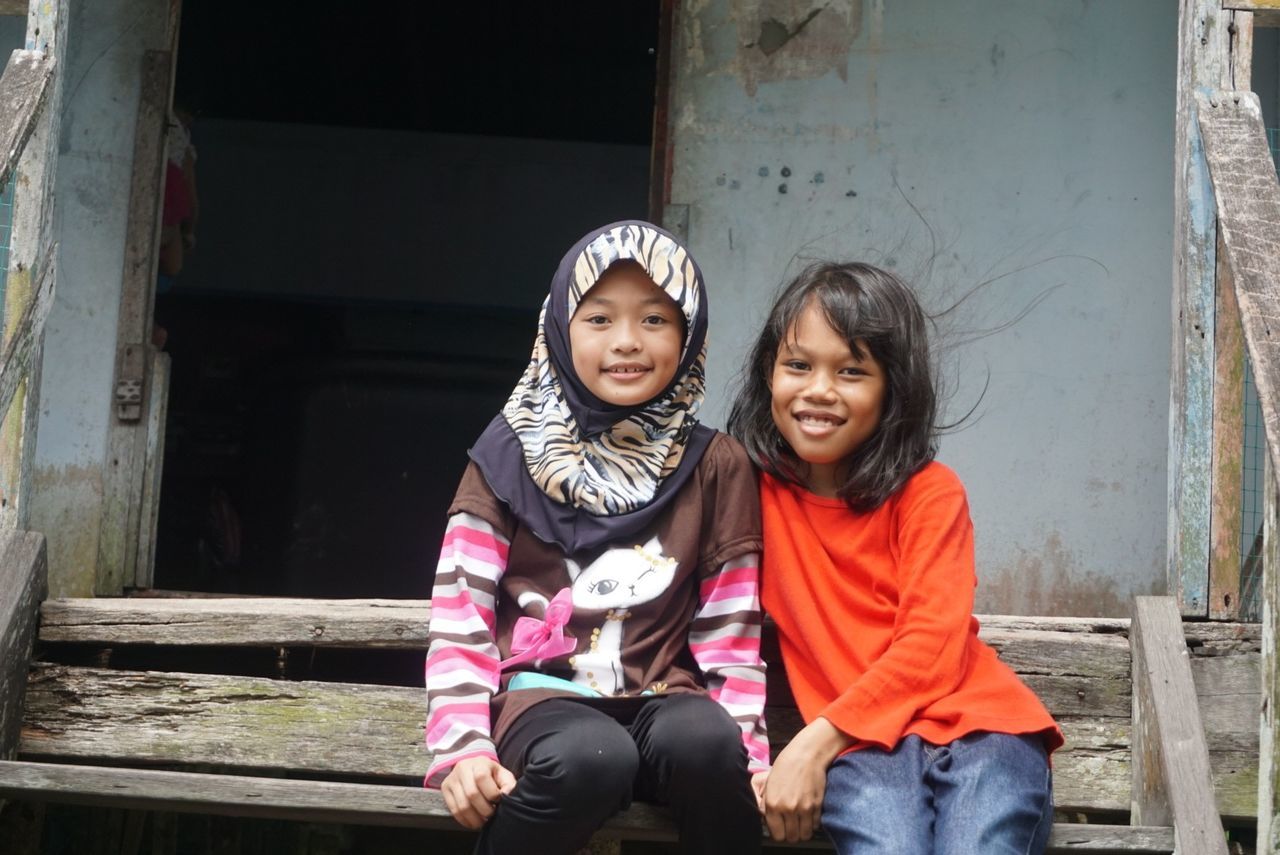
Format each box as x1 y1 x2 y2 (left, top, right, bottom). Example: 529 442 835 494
670 0 1176 615
28 0 167 596
176 120 649 308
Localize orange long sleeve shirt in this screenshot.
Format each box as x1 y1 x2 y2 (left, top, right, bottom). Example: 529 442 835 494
761 462 1062 754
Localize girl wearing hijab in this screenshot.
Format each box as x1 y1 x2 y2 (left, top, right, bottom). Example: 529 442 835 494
424 222 769 854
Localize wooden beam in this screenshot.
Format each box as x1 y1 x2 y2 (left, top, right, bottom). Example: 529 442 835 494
1130 596 1228 854
0 2 27 17
0 242 54 444
1196 92 1280 495
1210 229 1245 620
0 761 1177 852
1230 10 1254 87
18 652 1262 818
0 50 52 192
21 665 431 778
647 0 675 224
98 49 170 594
0 529 44 758
1170 0 1233 617
1261 456 1280 853
2 0 65 532
38 597 433 648
1223 2 1280 28
133 350 169 587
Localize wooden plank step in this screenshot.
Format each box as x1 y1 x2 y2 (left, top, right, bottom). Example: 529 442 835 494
37 598 431 649
38 597 1148 650
17 662 1257 816
0 761 1176 852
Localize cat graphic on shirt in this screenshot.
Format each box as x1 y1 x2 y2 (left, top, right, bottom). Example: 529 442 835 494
518 536 678 695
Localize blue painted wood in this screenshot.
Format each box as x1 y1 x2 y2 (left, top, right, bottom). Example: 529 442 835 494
1169 99 1217 617
1169 0 1231 617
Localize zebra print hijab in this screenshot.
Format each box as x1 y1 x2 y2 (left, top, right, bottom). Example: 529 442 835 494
468 221 715 554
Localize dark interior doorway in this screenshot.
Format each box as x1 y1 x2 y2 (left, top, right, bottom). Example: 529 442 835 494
153 1 661 598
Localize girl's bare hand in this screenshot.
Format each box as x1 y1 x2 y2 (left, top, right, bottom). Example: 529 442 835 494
751 770 769 813
760 717 851 842
440 757 517 829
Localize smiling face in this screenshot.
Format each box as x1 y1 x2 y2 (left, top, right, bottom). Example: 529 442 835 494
569 261 684 407
770 300 887 497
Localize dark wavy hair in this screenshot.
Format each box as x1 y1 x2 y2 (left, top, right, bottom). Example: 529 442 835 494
728 262 938 511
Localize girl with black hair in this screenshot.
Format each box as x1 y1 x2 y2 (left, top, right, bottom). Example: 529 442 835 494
730 262 1061 854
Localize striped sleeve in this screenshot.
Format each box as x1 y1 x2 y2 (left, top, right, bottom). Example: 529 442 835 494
423 512 508 788
688 551 770 773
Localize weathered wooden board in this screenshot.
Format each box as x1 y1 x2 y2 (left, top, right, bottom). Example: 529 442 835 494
0 529 45 758
1260 455 1280 855
1131 598 1227 853
98 48 170 595
18 658 1259 817
20 665 429 778
38 597 432 648
1170 0 1233 616
1223 1 1280 28
36 597 1146 652
1197 91 1280 487
0 761 1176 852
0 242 55 441
0 49 52 191
1211 229 1246 620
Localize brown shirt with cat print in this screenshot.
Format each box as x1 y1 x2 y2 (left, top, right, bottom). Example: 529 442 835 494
447 431 763 747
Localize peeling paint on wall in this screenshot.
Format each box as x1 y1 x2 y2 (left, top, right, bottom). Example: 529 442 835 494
979 532 1164 617
29 462 103 596
722 1 863 96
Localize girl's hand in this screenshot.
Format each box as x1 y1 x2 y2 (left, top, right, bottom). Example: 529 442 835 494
750 770 769 813
760 717 851 842
440 757 517 829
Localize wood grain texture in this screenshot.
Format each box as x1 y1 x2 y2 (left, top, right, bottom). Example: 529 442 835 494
0 529 45 758
1196 91 1280 503
18 649 1260 818
28 597 1262 817
1210 229 1245 620
1130 597 1228 854
1260 455 1279 854
1169 0 1232 616
0 49 52 190
37 598 1131 650
96 48 170 595
0 760 1177 852
38 597 432 648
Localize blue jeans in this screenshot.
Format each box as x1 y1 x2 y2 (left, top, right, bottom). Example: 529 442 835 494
822 732 1053 855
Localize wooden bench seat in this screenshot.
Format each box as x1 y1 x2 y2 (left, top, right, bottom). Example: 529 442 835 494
0 544 1262 853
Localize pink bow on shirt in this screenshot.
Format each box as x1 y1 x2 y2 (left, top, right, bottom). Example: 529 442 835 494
500 587 577 669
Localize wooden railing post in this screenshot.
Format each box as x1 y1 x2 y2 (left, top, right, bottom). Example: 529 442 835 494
1130 596 1228 854
0 529 47 759
1170 0 1234 617
1194 86 1280 855
1261 457 1279 853
1 0 64 532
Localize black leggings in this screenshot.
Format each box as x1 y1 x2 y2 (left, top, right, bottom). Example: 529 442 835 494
474 693 761 855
